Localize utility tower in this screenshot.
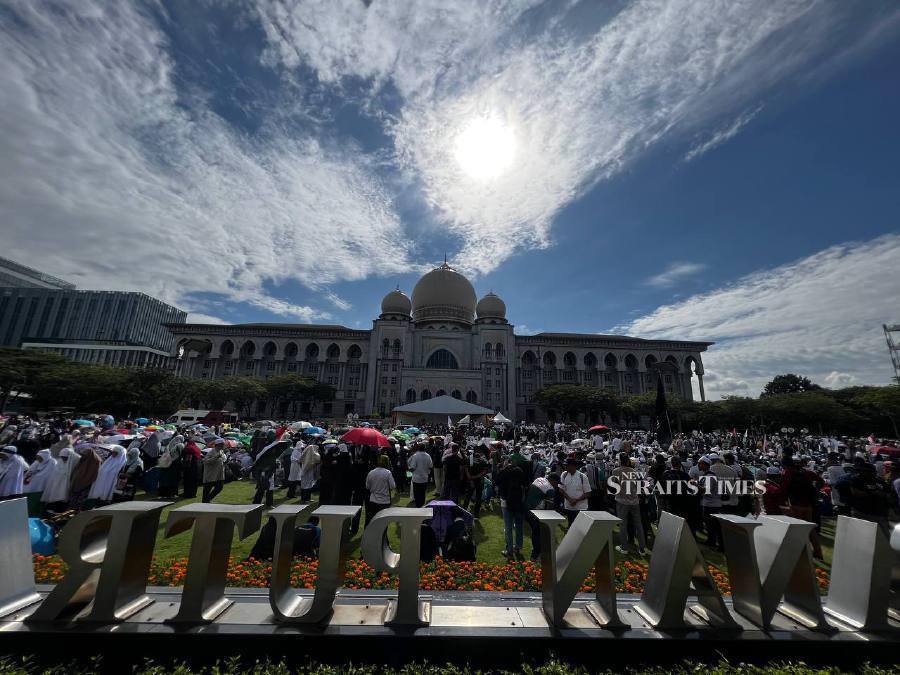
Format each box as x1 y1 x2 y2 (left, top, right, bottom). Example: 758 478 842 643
884 324 900 385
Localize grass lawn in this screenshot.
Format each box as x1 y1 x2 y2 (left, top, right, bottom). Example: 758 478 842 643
142 480 836 573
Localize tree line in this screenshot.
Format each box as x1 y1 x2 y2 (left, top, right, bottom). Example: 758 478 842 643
0 348 335 419
533 375 900 436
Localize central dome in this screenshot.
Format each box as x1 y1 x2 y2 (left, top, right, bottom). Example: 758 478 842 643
411 262 477 324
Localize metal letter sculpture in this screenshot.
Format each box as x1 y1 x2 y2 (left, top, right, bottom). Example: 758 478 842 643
165 503 263 623
269 504 360 623
28 502 167 623
716 514 828 629
360 507 432 626
534 510 625 628
825 515 896 631
635 511 737 630
889 523 900 622
0 498 41 618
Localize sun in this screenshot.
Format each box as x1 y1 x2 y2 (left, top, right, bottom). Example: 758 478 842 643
453 114 516 180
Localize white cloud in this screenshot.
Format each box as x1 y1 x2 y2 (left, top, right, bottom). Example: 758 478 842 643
515 324 541 336
0 1 412 318
325 292 353 312
186 313 229 325
645 262 707 289
617 234 900 398
684 105 764 162
244 296 331 323
257 0 899 275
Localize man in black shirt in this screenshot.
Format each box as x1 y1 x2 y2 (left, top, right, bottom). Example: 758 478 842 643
496 458 527 559
442 443 463 503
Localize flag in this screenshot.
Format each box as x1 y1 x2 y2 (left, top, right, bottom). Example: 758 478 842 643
448 415 453 428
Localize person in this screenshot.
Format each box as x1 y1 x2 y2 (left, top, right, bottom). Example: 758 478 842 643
659 456 693 526
181 437 202 499
407 443 433 508
113 446 144 502
696 455 723 550
463 448 490 518
88 445 128 505
442 444 464 502
287 441 304 498
524 473 560 561
770 456 824 558
298 442 320 503
0 446 29 498
496 457 527 559
365 454 395 525
69 445 101 509
202 440 227 503
430 439 444 496
824 453 848 516
23 449 56 514
582 451 606 511
41 447 80 510
142 429 162 469
611 452 646 555
157 435 183 499
559 456 591 526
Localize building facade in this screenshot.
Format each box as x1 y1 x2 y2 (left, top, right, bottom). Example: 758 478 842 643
0 287 186 368
169 264 711 421
0 256 75 290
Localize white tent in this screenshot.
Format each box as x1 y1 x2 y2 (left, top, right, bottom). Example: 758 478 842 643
493 412 512 424
457 415 471 425
391 395 496 425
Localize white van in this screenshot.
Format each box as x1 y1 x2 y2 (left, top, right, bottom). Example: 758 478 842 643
167 409 239 425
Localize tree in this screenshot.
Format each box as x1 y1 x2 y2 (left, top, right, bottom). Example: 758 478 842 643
0 348 70 410
761 373 820 397
853 385 900 438
619 392 655 427
533 384 619 423
219 377 266 419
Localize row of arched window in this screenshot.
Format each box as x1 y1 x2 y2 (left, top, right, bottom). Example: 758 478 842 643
521 351 690 371
217 340 362 361
381 338 402 357
405 389 477 404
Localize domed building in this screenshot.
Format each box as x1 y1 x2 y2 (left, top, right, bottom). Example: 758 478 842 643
168 263 712 421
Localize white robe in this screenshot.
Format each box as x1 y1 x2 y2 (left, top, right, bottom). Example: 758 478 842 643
288 444 304 482
24 449 56 494
0 453 29 496
88 446 128 502
300 444 320 490
42 450 81 503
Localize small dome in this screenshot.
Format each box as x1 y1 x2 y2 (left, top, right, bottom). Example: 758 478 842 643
381 288 411 317
476 292 506 320
411 262 477 324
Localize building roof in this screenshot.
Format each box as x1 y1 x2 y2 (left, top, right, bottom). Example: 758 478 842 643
391 395 495 416
523 331 714 347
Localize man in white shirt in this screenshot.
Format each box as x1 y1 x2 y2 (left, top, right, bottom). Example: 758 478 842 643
365 455 395 524
559 457 591 526
407 443 433 507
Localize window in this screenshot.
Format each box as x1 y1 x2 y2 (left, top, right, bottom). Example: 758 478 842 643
495 368 501 375
486 380 491 389
267 361 275 371
486 393 492 402
390 377 397 384
204 360 212 368
391 363 397 371
495 380 501 388
421 389 432 400
451 390 461 399
225 360 233 368
466 391 477 404
426 348 458 369
406 389 416 403
382 376 387 384
287 363 297 371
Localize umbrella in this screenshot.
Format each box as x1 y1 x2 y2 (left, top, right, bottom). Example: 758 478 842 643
254 420 276 428
391 430 411 442
322 438 339 445
290 421 312 431
405 427 421 435
341 427 391 448
588 425 610 433
302 426 326 435
135 417 150 425
73 419 95 427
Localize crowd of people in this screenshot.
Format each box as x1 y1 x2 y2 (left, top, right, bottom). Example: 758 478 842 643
1 412 898 564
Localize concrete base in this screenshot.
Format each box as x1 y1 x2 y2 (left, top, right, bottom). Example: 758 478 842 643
2 586 898 670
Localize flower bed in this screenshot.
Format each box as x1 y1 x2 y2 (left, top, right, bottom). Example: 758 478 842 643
33 554 831 595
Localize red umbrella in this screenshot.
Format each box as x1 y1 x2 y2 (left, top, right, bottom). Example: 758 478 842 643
341 427 391 448
588 424 610 433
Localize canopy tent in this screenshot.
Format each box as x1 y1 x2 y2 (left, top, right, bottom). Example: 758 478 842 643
492 412 512 425
391 395 498 425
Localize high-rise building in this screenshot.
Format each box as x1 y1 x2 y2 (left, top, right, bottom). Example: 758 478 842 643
0 256 76 290
0 283 186 369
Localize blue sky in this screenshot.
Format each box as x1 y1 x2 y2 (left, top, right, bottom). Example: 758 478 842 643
2 1 899 398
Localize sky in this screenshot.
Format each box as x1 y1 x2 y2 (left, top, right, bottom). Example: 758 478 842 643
2 0 899 399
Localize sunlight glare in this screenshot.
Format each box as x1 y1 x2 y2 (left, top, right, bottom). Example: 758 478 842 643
454 114 516 180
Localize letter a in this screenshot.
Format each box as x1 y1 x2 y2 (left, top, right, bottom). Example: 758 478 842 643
635 511 737 629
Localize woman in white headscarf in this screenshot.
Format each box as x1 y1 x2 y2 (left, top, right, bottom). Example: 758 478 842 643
24 449 56 514
41 447 80 508
299 442 320 503
113 446 144 502
0 446 29 497
287 440 304 498
88 445 128 504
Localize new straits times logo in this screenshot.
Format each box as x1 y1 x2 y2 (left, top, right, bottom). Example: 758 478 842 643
606 471 767 497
